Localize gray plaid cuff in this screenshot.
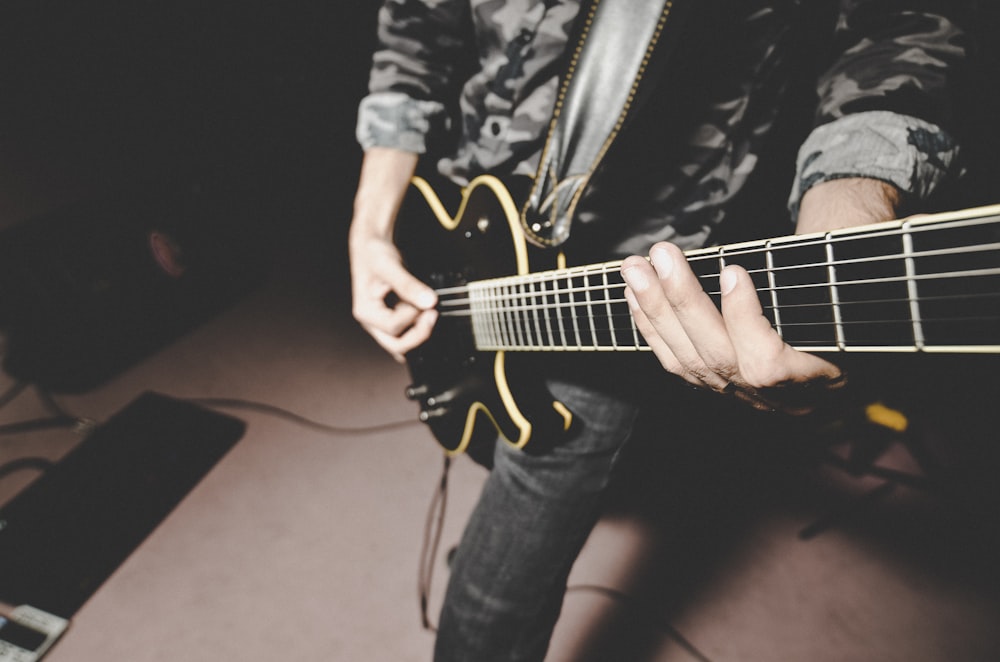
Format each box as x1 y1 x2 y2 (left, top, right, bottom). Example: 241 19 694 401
356 91 448 153
789 111 959 220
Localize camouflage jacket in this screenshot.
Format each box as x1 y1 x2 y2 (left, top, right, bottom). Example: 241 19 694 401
357 0 970 256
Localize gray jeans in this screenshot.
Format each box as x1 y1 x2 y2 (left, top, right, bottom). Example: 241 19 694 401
434 377 641 662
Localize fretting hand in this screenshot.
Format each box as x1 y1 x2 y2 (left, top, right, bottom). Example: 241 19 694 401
620 242 845 414
619 178 900 413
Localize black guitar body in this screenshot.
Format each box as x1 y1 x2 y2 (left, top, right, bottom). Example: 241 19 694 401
395 175 572 461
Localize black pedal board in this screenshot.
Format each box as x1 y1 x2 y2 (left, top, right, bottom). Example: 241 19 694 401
0 392 245 617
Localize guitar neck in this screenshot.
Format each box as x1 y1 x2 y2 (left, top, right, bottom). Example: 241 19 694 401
438 205 1000 354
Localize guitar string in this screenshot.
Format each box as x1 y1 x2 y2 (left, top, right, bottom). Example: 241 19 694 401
435 266 1000 314
427 215 1000 348
444 293 1000 349
439 289 1000 316
436 274 1000 349
433 244 1000 303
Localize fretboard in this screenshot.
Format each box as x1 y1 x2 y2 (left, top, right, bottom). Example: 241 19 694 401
436 205 1000 354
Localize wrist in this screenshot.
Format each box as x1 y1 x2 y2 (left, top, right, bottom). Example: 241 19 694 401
796 177 901 235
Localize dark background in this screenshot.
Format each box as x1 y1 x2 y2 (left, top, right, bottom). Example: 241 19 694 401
0 1 378 214
0 2 380 390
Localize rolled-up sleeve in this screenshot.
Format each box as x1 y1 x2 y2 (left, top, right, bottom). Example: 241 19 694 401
790 1 971 217
790 110 960 212
357 92 449 153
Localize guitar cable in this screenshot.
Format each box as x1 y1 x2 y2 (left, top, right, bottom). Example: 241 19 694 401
2 384 715 659
0 384 423 493
184 397 421 436
417 453 450 632
0 381 83 489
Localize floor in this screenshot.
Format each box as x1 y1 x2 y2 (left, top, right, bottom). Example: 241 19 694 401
2 207 1000 661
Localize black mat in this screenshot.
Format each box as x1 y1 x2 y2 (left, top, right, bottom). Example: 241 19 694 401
0 392 245 617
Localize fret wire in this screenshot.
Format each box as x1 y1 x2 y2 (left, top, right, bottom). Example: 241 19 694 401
474 286 488 346
468 287 481 345
583 272 600 349
602 269 620 348
566 273 583 349
542 279 556 348
472 285 483 344
515 281 530 348
505 282 519 348
513 282 526 348
493 283 507 349
826 237 845 349
477 284 489 346
492 284 503 348
515 283 528 347
486 284 498 346
528 279 545 348
764 240 783 340
555 274 569 347
506 283 523 349
902 221 925 350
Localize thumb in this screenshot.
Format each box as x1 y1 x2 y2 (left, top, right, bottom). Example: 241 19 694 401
383 260 437 310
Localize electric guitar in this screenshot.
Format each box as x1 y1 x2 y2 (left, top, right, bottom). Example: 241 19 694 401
395 174 1000 456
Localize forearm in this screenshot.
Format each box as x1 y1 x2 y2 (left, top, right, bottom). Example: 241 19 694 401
349 147 420 245
795 177 901 235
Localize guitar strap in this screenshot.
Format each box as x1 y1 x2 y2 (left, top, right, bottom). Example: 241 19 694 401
520 0 690 247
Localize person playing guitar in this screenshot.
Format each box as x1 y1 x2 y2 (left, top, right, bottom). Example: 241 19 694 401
348 1 980 659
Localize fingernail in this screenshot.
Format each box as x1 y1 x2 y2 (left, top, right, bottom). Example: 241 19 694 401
650 246 674 279
720 267 738 295
623 286 638 310
621 266 650 292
